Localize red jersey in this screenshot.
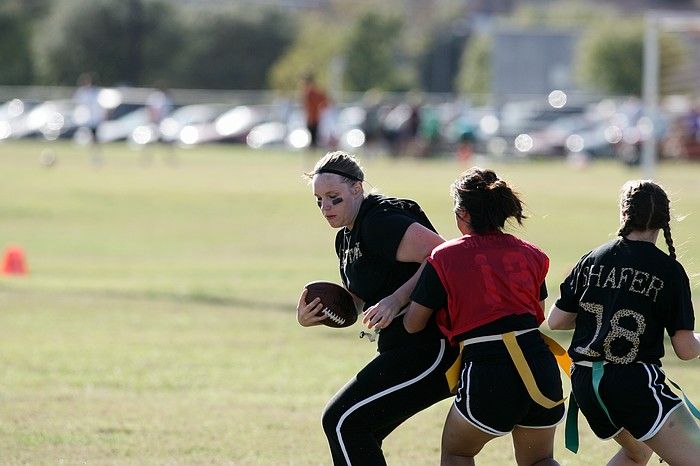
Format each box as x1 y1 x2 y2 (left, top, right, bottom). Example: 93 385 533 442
427 232 549 344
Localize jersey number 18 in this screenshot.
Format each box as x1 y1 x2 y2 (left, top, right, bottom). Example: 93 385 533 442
575 301 646 363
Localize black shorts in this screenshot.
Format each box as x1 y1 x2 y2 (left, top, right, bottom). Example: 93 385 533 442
454 331 565 436
571 362 683 441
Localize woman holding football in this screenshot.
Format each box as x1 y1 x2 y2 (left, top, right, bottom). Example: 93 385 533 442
548 180 700 465
296 151 459 465
404 167 564 465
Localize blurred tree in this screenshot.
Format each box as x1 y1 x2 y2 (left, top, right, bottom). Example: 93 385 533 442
174 9 295 90
344 12 411 92
577 20 687 96
419 29 468 93
511 0 614 28
507 1 687 97
412 1 471 93
452 0 606 102
35 0 183 86
138 3 186 86
0 7 34 84
330 0 465 56
272 2 447 94
326 0 474 93
3 0 50 18
268 14 345 93
455 34 491 104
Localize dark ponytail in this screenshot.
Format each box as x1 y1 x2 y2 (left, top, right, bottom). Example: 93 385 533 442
618 180 675 258
450 167 525 234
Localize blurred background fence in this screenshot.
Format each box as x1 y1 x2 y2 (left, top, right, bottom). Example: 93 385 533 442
0 0 699 165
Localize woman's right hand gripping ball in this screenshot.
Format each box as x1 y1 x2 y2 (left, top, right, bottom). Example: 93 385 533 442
297 288 327 327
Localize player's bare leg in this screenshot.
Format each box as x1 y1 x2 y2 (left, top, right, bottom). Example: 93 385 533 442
511 426 559 465
644 407 700 466
610 429 652 465
440 405 496 466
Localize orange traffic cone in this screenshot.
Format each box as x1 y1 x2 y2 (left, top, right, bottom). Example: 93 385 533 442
2 246 28 275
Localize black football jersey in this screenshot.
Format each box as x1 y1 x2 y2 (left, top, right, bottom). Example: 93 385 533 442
556 238 695 365
335 194 443 349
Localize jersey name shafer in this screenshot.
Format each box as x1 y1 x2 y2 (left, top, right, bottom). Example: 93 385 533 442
578 265 664 302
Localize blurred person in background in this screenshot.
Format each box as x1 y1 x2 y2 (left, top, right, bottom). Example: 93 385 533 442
686 101 700 157
407 97 422 155
144 80 176 164
417 105 441 158
301 73 329 149
455 117 477 163
146 81 174 133
73 72 105 166
360 89 386 157
319 103 340 151
381 94 422 158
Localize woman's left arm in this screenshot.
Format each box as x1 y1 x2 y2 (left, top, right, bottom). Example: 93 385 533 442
404 301 435 333
547 304 577 330
363 223 444 329
671 330 700 360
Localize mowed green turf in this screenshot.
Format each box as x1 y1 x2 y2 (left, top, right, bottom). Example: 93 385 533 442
0 140 698 465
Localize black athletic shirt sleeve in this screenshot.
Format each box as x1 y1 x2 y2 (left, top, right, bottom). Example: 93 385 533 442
540 282 548 301
361 209 416 262
663 261 695 336
411 262 447 310
555 253 591 313
555 273 578 313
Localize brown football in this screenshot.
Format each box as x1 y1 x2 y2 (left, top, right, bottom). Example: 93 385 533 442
304 281 358 328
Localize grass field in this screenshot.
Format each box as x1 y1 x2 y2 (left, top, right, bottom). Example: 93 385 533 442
0 140 698 465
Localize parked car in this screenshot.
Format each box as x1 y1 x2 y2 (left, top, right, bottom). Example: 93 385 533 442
246 121 289 149
9 100 78 140
209 104 276 145
154 103 231 145
0 99 36 141
164 104 287 146
334 104 368 151
97 106 150 143
492 100 588 155
528 110 619 158
246 106 310 149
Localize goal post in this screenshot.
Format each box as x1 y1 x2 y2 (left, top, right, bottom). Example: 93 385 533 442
642 13 658 180
643 11 700 179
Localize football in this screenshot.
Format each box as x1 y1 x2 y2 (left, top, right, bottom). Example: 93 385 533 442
304 281 358 328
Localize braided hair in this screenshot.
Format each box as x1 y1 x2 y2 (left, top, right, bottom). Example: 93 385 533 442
450 167 525 234
618 180 675 259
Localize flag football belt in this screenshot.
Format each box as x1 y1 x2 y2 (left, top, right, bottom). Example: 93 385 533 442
564 360 700 454
445 329 570 412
